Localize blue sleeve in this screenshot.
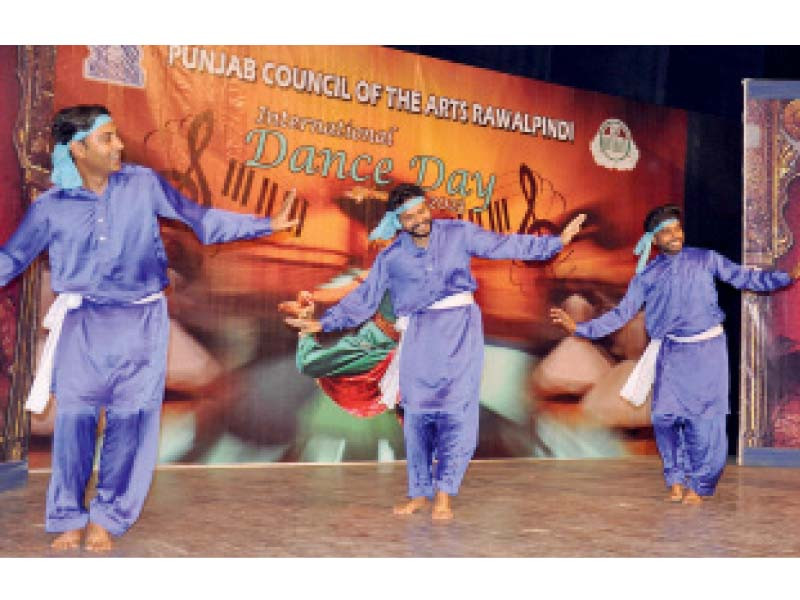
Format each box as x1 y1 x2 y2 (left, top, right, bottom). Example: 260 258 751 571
150 172 272 244
320 252 389 332
574 276 646 339
710 250 792 292
0 200 50 287
464 221 563 260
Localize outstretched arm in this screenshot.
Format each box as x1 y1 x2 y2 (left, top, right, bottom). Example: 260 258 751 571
551 276 645 340
466 214 585 261
152 172 298 244
0 201 50 287
711 250 793 292
286 254 390 335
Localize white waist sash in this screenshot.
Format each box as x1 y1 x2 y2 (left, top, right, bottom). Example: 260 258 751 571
25 291 165 414
620 323 724 407
378 291 475 409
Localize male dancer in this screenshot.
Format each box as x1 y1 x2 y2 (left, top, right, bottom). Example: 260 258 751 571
287 183 585 520
1 105 297 551
551 204 800 503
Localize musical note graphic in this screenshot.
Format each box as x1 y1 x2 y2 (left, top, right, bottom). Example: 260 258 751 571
164 110 214 207
507 163 576 287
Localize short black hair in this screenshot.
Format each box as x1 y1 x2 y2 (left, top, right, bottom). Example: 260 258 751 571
51 105 111 145
643 204 681 233
387 183 426 213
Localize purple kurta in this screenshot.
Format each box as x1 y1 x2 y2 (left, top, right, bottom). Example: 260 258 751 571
321 219 562 497
0 163 273 535
574 247 791 418
575 247 791 494
320 219 563 414
0 164 272 298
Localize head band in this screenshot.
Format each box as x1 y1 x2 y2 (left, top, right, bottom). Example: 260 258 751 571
633 217 678 274
51 114 113 189
368 196 426 241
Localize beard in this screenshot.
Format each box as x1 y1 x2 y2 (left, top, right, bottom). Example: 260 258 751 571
658 240 683 254
406 220 432 237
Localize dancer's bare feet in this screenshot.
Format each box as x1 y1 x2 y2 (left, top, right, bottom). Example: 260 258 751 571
50 529 82 550
432 491 454 521
393 496 428 515
665 484 685 503
85 522 113 552
682 489 703 505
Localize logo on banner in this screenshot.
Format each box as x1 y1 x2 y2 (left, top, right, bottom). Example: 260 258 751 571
84 45 145 88
590 118 639 171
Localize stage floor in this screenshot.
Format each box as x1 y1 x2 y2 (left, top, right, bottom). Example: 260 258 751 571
2 456 800 557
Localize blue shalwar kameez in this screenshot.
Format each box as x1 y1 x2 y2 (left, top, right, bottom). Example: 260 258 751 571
320 219 563 498
575 247 791 496
0 164 274 535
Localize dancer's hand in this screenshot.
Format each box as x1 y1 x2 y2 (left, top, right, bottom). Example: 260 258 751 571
297 290 314 318
285 317 323 335
278 291 316 319
560 213 586 246
790 261 800 281
271 188 300 232
549 307 577 334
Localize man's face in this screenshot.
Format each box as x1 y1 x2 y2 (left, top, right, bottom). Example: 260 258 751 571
397 199 432 238
653 220 684 255
71 120 124 178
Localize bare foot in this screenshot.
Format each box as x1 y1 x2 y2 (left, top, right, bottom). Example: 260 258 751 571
665 484 685 503
393 496 428 515
51 529 82 550
432 491 453 521
682 489 703 505
85 522 113 552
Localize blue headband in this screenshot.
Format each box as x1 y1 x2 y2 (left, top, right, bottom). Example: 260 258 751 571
51 114 114 189
368 196 426 241
633 218 679 274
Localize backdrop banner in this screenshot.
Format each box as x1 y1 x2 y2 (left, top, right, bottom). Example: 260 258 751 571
30 45 688 465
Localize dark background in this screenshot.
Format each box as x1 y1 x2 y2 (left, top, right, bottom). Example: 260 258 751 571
393 46 800 454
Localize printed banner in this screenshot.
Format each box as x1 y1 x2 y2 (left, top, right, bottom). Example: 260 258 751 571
35 45 688 464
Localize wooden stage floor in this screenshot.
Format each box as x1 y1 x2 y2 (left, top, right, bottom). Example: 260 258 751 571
2 456 800 557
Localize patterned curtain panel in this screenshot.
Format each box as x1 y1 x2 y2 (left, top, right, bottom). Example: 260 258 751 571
742 80 800 463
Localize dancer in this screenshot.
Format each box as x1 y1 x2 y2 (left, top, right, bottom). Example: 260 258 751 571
1 105 298 551
551 204 800 503
281 289 399 418
286 183 585 520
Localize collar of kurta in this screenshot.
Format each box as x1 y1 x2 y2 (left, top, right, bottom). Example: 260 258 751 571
652 247 685 265
54 167 126 200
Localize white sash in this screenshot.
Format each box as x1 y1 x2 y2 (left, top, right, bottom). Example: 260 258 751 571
620 323 724 407
24 291 165 414
378 291 475 409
